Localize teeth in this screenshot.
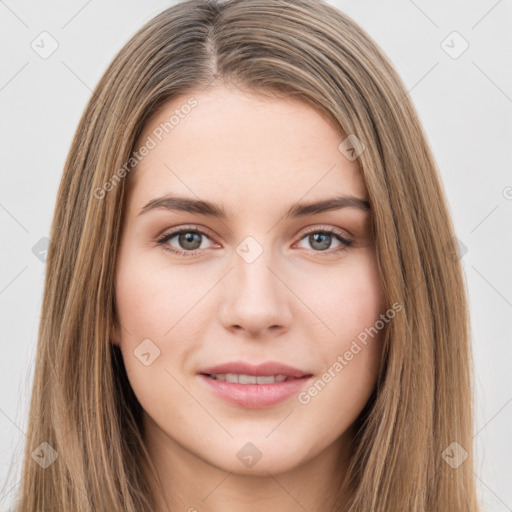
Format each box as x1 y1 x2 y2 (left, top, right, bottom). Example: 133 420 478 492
256 375 278 384
209 373 289 384
239 374 256 384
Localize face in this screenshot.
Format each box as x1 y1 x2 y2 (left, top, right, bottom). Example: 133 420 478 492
112 84 386 477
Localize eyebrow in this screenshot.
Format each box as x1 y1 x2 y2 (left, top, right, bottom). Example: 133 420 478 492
138 193 370 219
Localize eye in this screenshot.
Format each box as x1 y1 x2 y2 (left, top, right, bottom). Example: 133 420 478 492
295 226 353 255
156 225 217 256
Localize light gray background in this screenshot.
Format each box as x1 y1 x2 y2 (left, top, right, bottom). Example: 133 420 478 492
1 1 511 510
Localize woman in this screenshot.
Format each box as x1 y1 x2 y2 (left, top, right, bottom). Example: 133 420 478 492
15 0 480 510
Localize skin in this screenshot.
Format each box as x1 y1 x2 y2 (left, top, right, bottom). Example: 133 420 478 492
111 84 386 512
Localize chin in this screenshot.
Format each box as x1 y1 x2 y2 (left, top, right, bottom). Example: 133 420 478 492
202 440 309 476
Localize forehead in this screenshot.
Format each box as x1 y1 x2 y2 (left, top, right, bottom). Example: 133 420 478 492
127 85 367 211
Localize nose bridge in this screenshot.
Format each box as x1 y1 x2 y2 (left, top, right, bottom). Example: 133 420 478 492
234 234 282 302
220 233 292 333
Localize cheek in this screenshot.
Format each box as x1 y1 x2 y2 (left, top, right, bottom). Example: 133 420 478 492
113 251 203 421
299 251 384 408
113 247 211 386
296 277 385 447
297 345 381 452
114 247 201 338
311 253 384 343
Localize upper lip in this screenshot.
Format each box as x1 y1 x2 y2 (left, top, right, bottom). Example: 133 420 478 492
199 361 311 378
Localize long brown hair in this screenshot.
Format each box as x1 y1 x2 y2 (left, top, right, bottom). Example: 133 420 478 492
14 0 479 510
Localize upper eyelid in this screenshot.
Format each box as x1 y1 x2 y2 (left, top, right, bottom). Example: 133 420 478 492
158 224 218 243
300 224 352 240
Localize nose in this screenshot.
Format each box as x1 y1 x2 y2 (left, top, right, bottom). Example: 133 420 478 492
219 243 293 338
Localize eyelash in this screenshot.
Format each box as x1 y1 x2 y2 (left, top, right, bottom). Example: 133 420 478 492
156 224 354 257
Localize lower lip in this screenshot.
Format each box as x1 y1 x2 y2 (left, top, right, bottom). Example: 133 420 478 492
198 374 312 408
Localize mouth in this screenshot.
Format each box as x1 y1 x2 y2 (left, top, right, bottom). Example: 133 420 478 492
197 361 313 408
